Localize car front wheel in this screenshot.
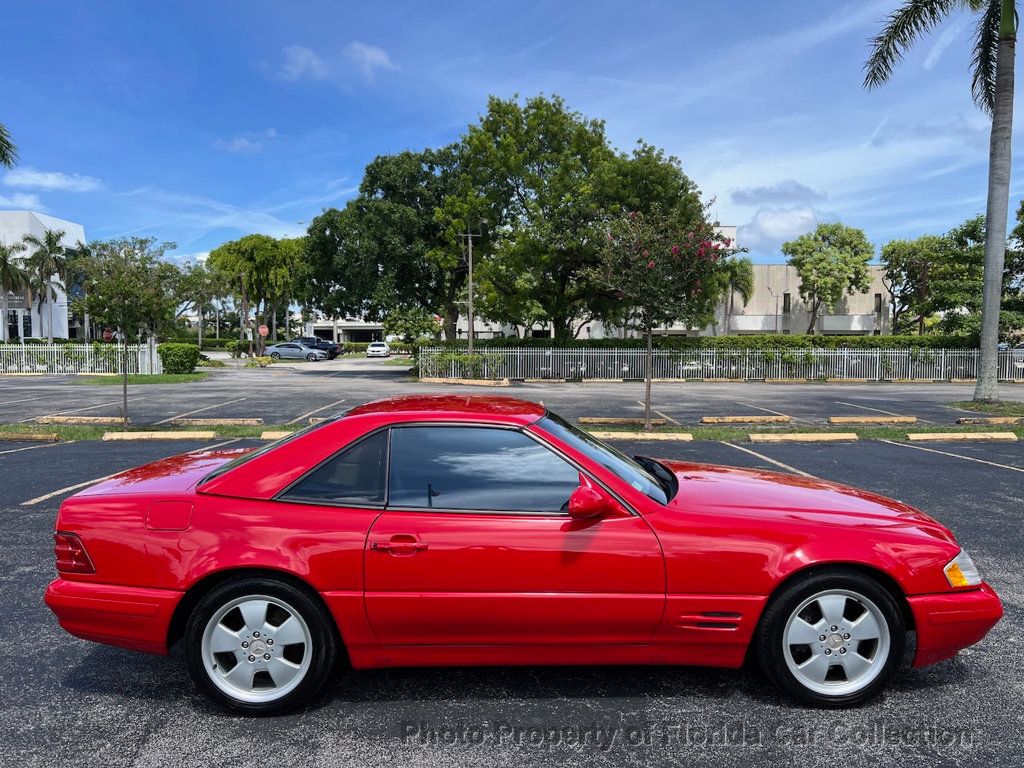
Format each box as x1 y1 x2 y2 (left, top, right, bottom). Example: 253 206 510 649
184 577 338 715
270 352 280 359
755 570 905 707
306 353 317 361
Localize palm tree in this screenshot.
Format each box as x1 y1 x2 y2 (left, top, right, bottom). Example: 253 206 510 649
0 242 28 342
864 0 1016 401
721 257 755 334
0 122 17 168
22 229 68 343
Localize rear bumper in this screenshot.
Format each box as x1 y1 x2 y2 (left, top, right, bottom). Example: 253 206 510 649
908 582 1003 667
44 577 182 655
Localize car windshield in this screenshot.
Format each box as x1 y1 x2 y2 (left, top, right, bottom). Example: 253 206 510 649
537 412 670 504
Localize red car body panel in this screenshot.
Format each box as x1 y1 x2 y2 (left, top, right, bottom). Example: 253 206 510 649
45 395 1002 674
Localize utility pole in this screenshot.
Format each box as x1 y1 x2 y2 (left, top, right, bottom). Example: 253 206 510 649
461 221 487 354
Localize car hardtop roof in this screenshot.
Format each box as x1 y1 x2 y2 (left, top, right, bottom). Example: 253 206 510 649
345 394 547 424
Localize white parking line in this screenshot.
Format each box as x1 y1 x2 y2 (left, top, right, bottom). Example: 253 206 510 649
154 397 247 425
20 438 242 506
878 439 1024 474
0 396 39 407
19 399 130 423
735 401 806 423
286 398 348 425
835 399 933 423
721 442 816 478
0 441 68 457
634 401 680 425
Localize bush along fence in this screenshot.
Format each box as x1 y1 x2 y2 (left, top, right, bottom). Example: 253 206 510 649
418 347 1024 382
0 341 163 375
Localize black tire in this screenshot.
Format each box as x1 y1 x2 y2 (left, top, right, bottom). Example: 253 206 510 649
184 576 339 716
306 353 316 361
755 569 905 708
270 352 280 359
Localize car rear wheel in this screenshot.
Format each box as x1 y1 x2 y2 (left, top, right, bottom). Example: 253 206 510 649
184 577 338 715
755 570 905 707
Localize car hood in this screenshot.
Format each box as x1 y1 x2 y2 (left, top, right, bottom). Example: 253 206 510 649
659 460 954 538
74 448 254 497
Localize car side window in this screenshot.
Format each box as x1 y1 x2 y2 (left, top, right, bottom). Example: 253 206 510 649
388 426 580 513
281 430 388 505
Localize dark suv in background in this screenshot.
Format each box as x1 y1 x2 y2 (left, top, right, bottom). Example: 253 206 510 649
289 336 340 359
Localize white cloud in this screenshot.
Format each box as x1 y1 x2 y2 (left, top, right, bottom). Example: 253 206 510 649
923 22 963 70
0 192 44 209
738 205 819 251
272 45 329 81
213 128 277 153
731 179 826 206
3 167 101 192
344 41 397 81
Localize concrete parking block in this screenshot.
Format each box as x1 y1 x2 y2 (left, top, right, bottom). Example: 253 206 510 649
260 431 294 440
36 415 127 425
0 432 59 442
420 377 510 387
579 417 667 426
750 433 858 443
907 432 1018 442
828 416 917 425
587 431 693 441
701 415 790 424
955 416 1021 425
101 431 218 441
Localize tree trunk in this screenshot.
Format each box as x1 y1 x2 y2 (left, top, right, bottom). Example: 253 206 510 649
120 333 129 431
443 306 459 342
0 292 7 343
975 4 1015 402
271 301 278 341
47 288 53 343
643 325 653 432
197 308 204 349
805 300 819 335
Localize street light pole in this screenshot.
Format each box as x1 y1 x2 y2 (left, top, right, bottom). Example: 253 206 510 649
467 232 475 355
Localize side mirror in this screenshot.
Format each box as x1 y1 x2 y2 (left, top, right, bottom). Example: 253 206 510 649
568 475 618 520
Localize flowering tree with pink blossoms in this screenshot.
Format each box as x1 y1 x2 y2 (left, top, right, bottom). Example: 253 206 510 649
594 206 742 430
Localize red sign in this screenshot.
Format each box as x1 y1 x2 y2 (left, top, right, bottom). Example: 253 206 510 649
102 329 114 342
258 325 269 337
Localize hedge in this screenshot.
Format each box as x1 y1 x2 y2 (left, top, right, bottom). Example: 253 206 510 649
157 343 201 374
414 333 979 352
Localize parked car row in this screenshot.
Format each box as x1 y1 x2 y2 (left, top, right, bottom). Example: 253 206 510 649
264 338 393 362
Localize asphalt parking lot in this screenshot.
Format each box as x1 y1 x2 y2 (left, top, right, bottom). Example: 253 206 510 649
0 357 1017 426
1 431 1022 767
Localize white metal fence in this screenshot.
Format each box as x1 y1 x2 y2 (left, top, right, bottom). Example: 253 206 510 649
0 342 162 375
419 347 1024 382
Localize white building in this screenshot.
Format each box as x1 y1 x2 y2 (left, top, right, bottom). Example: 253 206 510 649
0 211 85 341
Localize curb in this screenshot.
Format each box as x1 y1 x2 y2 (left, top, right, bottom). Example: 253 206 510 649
260 431 294 440
701 415 790 424
907 432 1017 442
419 377 511 387
587 431 693 441
580 417 667 426
101 431 218 441
750 433 858 443
0 432 60 442
170 418 263 426
828 416 917 425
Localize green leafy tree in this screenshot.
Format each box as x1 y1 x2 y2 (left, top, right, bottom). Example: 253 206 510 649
382 307 441 343
881 235 945 334
22 228 68 343
0 241 28 342
306 146 472 340
76 237 180 427
864 0 1017 399
176 261 228 347
591 206 738 429
0 122 16 168
782 223 873 334
719 255 754 335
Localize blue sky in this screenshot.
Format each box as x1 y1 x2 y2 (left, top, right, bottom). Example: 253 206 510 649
0 0 1013 263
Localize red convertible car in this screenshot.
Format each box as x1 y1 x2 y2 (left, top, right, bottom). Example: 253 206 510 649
45 395 1002 715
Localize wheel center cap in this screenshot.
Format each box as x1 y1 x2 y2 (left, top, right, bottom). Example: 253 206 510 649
250 639 267 655
827 633 844 649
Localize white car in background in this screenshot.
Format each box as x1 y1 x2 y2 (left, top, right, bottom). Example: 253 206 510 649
366 341 391 358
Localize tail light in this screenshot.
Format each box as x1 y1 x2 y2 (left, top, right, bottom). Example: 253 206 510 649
54 532 95 574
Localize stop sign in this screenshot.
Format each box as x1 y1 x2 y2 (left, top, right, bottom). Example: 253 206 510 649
258 324 269 337
102 329 114 342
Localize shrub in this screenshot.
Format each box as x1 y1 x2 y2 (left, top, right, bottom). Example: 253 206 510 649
225 339 245 358
244 356 273 368
157 343 201 374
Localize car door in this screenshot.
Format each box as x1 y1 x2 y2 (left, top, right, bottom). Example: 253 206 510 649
363 424 665 647
280 343 300 359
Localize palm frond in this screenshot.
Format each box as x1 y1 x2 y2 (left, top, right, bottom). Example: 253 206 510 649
863 0 964 89
971 0 1004 113
0 122 17 169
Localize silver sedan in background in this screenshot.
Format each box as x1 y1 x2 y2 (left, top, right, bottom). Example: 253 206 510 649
266 342 329 361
